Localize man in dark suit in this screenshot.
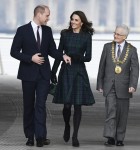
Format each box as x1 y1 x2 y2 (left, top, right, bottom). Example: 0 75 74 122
96 24 139 146
10 5 71 147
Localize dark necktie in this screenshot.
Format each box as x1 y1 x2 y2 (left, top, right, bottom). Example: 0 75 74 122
37 26 40 50
117 45 121 60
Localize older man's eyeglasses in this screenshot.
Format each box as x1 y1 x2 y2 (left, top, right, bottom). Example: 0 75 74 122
114 32 125 36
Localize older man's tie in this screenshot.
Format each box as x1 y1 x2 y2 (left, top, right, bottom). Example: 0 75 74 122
117 45 121 60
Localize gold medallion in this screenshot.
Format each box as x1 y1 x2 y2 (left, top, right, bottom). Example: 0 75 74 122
115 66 122 74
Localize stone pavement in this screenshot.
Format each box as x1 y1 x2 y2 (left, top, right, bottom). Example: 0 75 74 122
0 75 140 150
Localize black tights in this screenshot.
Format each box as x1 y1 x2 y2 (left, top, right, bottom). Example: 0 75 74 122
63 104 82 138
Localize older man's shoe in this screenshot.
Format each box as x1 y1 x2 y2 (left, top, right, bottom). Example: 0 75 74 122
36 139 44 147
44 139 50 145
26 138 34 146
116 141 124 146
36 138 50 147
104 138 115 146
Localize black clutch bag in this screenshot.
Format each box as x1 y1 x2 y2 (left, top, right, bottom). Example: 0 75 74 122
49 83 57 96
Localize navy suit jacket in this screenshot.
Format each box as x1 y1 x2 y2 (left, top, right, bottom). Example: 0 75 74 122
11 22 63 81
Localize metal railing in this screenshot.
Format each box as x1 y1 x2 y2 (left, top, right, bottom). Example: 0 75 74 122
0 35 140 78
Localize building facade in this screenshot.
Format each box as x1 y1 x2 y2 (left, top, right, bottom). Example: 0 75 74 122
0 0 140 33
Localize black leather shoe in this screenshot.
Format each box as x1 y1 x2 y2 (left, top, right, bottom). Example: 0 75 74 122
36 139 44 147
116 141 124 146
72 137 80 147
104 138 115 146
26 138 34 146
43 139 50 145
63 125 70 142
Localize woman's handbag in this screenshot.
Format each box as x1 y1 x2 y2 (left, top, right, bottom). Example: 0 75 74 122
49 83 57 96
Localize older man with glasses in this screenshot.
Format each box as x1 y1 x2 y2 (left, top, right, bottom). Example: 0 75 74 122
96 24 139 146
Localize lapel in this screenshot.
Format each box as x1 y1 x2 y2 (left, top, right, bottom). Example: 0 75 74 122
40 25 50 51
27 22 38 49
111 41 116 68
40 25 45 50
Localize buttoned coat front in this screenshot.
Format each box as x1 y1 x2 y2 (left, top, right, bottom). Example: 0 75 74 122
52 30 95 105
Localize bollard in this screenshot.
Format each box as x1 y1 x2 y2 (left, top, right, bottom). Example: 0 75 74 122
0 49 4 75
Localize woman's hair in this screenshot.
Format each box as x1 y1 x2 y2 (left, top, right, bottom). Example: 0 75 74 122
67 11 95 35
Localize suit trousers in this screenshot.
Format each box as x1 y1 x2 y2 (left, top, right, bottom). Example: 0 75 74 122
103 86 129 141
22 72 50 140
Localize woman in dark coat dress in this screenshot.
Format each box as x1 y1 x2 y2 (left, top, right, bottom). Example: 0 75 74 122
51 11 95 147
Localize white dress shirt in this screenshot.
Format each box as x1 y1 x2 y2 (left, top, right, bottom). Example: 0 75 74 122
115 41 125 58
31 21 42 43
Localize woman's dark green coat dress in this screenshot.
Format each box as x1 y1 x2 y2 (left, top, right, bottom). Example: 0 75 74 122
52 30 95 105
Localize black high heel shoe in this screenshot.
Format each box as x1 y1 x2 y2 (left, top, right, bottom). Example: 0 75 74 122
72 137 79 147
63 125 70 142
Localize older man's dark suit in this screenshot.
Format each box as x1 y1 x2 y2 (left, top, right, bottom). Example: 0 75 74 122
97 41 139 141
10 22 62 140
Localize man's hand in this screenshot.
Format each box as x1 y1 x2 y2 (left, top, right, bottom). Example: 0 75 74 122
63 54 71 65
32 53 45 65
129 87 135 93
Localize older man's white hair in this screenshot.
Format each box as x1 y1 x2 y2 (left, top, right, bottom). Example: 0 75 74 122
116 24 130 37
